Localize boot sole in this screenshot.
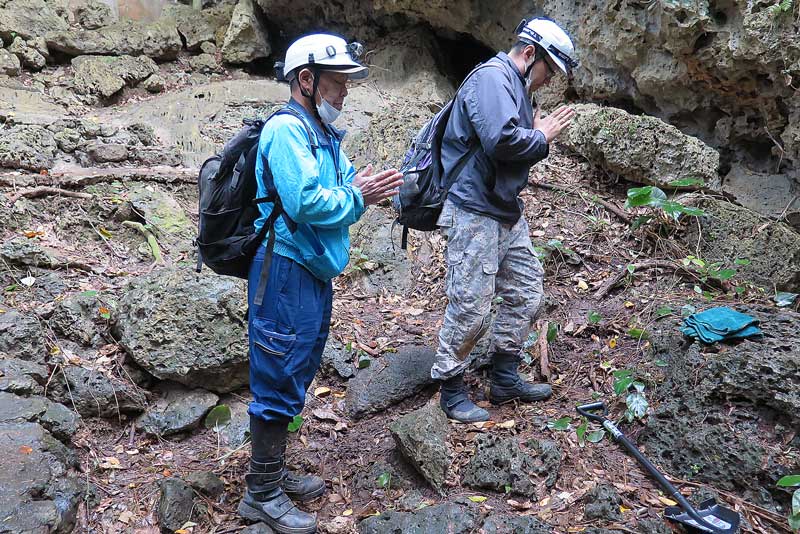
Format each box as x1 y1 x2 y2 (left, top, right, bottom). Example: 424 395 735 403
238 501 317 534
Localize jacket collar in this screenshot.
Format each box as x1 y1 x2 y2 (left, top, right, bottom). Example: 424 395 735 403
287 97 345 143
495 51 525 82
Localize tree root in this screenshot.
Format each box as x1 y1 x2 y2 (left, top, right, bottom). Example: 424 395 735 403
529 180 631 224
592 259 698 299
7 187 94 204
122 221 164 264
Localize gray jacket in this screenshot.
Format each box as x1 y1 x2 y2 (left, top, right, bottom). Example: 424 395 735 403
442 52 549 224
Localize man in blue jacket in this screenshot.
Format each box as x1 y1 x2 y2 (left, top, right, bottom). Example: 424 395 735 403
237 34 403 534
432 18 578 423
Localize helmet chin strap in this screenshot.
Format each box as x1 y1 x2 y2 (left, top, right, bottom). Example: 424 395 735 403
299 67 324 123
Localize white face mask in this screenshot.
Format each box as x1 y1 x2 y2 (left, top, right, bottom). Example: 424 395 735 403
316 96 341 124
524 58 536 93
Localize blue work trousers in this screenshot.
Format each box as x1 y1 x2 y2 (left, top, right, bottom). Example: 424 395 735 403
247 247 332 423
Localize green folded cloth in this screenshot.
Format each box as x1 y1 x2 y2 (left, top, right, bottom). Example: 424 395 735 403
680 306 762 343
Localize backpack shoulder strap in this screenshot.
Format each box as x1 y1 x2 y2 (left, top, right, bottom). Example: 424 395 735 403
271 106 319 158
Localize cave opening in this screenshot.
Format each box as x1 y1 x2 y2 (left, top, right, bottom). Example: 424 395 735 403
431 30 497 86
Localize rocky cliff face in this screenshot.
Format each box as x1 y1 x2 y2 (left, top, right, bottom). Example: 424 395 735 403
257 0 800 179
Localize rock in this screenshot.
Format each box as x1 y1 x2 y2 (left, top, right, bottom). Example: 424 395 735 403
347 206 413 296
27 36 49 59
0 123 56 170
127 122 157 146
132 146 184 167
351 456 419 494
462 435 561 499
48 365 148 418
561 104 720 189
680 195 800 291
185 470 225 497
241 523 276 534
0 237 54 267
0 308 46 363
72 55 159 99
201 41 218 55
218 394 250 447
221 0 270 64
0 356 48 395
189 52 223 74
54 128 83 153
144 73 166 93
0 391 78 440
113 268 249 393
74 0 115 29
637 518 673 534
482 514 554 534
9 36 46 71
389 401 450 494
641 306 800 505
165 3 233 51
0 48 20 76
0 0 69 42
137 385 219 436
49 291 107 346
358 502 479 534
46 19 182 61
158 478 196 532
583 484 622 521
0 422 81 533
322 516 353 534
722 165 800 221
345 345 436 419
126 183 195 253
320 339 355 379
88 141 129 163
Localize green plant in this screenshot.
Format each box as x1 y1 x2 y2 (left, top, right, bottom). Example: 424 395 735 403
778 475 800 531
377 472 392 491
287 415 303 432
770 0 794 16
534 239 580 265
624 185 705 223
345 247 373 275
547 416 572 431
612 370 649 422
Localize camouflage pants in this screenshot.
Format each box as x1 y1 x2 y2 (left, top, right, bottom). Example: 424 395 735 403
431 199 544 380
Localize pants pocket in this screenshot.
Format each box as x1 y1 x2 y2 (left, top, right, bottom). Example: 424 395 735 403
251 317 298 378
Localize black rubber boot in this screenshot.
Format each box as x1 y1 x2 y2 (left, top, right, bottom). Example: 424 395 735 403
238 417 317 534
439 373 490 423
489 352 552 405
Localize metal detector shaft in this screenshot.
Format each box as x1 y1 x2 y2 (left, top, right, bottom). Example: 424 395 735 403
576 402 722 533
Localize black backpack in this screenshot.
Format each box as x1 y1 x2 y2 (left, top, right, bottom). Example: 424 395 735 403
195 106 317 305
392 62 503 248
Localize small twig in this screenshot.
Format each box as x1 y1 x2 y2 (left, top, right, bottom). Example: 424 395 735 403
529 180 631 223
7 186 94 204
593 260 698 299
122 221 164 264
537 321 551 382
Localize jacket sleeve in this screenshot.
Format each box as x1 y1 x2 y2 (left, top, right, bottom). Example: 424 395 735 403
463 68 549 162
263 118 365 228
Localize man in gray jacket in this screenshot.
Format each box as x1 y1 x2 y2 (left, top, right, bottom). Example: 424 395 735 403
433 18 578 422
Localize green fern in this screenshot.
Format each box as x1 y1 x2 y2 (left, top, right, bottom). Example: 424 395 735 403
770 0 794 16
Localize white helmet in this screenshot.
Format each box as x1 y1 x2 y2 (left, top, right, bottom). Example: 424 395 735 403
279 33 368 82
515 18 578 75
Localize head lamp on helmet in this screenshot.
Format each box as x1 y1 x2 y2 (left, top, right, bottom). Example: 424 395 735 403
278 33 368 83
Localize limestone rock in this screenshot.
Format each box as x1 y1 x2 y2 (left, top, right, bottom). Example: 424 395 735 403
0 236 54 267
49 291 108 347
642 306 800 505
0 391 78 441
136 385 219 436
482 515 554 534
158 478 196 532
0 422 81 533
359 502 479 534
46 18 181 60
0 48 20 76
74 0 115 29
0 356 48 395
143 73 166 93
72 55 159 99
389 402 450 494
583 484 622 521
462 435 561 499
165 3 234 51
680 195 800 291
221 0 269 64
189 52 223 74
0 0 69 42
54 128 82 153
125 183 195 253
0 123 58 170
218 394 250 448
0 308 45 363
561 104 720 189
113 268 249 393
88 141 129 163
319 339 355 379
345 345 436 419
9 36 45 71
47 365 148 418
185 471 225 498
